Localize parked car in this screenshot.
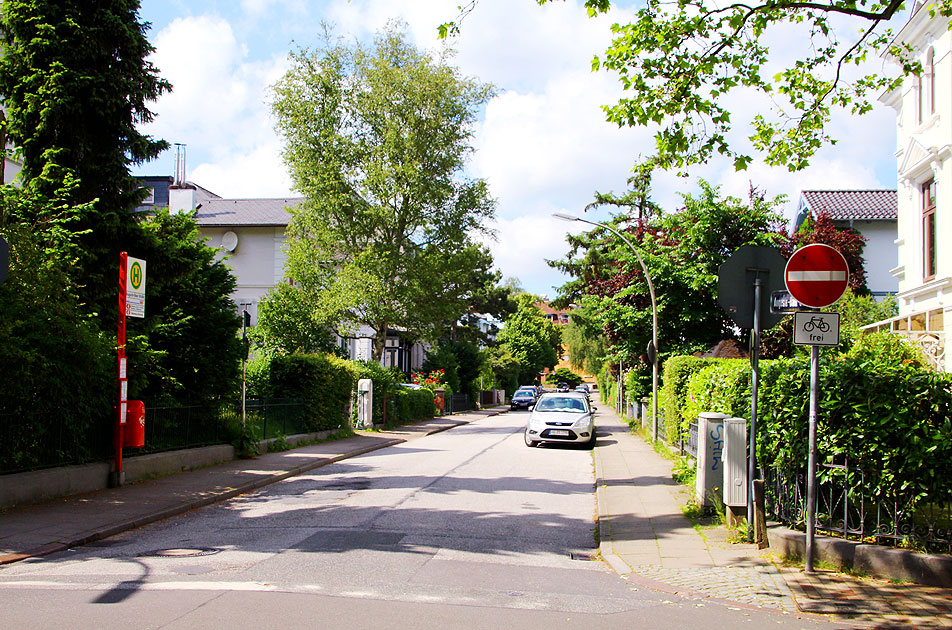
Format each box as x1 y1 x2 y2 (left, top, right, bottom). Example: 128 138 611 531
516 385 539 399
510 389 537 410
524 392 596 448
557 382 570 392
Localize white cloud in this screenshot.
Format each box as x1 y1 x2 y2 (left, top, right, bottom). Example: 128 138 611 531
141 15 291 192
481 212 587 298
134 0 904 295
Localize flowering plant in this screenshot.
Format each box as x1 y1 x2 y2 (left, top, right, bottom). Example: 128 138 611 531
411 369 446 388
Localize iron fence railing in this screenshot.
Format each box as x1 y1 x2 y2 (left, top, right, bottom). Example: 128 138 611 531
764 460 952 554
445 393 473 415
1 398 311 475
683 422 698 459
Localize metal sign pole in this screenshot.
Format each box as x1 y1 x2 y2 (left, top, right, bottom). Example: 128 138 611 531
805 343 820 572
114 252 128 488
748 277 762 541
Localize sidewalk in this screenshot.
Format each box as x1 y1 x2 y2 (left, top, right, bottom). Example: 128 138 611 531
0 407 504 565
593 405 952 628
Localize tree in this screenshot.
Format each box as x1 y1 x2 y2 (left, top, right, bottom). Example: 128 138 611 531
498 294 561 384
552 180 787 373
0 0 171 318
0 182 114 469
125 208 244 401
251 283 339 357
272 23 496 363
441 0 923 172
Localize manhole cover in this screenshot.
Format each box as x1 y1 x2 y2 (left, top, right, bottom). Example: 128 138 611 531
141 547 221 558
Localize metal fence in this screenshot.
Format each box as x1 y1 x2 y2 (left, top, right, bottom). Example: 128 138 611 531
445 393 473 414
1 398 310 476
683 422 698 459
764 460 952 554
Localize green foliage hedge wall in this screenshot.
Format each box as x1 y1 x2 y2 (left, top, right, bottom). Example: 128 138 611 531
267 353 355 431
665 333 952 502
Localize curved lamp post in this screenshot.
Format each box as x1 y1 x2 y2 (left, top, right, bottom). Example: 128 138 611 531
553 212 660 442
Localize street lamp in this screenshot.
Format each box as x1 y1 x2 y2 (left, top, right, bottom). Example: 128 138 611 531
553 212 660 442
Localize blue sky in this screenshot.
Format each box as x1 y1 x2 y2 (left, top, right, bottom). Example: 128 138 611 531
133 0 905 297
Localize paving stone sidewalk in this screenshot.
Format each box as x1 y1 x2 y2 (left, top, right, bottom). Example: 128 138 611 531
592 405 952 627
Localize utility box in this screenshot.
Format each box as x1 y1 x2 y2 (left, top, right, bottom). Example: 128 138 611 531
357 379 373 429
722 418 748 508
695 412 728 506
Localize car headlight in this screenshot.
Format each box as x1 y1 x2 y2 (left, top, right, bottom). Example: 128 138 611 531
573 415 592 428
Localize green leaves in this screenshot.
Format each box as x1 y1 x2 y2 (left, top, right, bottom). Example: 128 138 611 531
272 22 497 361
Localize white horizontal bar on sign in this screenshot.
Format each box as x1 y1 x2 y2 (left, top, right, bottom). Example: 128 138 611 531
787 271 846 282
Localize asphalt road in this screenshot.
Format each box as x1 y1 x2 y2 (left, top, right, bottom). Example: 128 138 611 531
0 411 834 629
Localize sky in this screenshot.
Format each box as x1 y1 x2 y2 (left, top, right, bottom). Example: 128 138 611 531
134 0 907 298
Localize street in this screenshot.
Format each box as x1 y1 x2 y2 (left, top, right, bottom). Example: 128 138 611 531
0 411 833 629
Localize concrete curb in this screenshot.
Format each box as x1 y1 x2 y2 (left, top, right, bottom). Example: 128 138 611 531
767 524 952 587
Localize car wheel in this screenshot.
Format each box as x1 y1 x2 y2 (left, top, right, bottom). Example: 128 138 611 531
524 430 538 448
584 431 596 449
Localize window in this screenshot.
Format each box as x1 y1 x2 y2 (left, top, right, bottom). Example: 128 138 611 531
923 179 937 280
927 47 935 116
914 73 923 124
141 186 155 205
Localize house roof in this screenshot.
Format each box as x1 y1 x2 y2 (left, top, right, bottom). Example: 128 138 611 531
799 190 897 221
195 197 304 227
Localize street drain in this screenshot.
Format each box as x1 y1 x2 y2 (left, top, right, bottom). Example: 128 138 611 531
570 552 596 561
140 547 222 558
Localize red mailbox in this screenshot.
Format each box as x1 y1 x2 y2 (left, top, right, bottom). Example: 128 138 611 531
123 400 145 448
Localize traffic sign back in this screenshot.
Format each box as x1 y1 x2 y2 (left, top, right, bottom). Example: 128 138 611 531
784 244 848 308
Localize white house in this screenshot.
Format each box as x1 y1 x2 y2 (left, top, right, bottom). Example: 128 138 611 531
871 4 952 369
793 190 898 298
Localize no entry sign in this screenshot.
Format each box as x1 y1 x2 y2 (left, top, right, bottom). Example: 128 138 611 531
784 244 849 308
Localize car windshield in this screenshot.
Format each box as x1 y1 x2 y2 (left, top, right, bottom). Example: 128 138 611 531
535 397 587 413
514 392 534 399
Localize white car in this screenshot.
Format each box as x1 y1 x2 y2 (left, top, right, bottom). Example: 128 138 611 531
524 392 596 448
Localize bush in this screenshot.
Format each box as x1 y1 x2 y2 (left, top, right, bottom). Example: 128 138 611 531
669 332 952 506
268 353 355 431
660 356 716 443
387 388 437 426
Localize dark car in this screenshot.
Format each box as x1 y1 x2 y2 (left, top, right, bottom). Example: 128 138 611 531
557 382 570 392
510 390 537 410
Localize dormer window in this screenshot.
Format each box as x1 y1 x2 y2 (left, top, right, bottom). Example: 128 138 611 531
142 187 155 205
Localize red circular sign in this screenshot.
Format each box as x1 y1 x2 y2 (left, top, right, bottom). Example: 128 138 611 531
784 244 849 308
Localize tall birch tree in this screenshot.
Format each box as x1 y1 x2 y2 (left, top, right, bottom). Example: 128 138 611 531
272 23 496 362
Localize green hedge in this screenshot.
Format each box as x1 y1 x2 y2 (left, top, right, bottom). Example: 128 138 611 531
387 388 437 426
666 333 952 503
267 353 355 431
660 356 716 444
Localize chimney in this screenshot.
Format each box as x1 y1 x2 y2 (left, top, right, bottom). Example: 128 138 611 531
169 143 195 213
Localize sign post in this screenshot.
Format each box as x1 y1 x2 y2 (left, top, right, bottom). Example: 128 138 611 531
785 244 848 572
113 253 146 488
718 246 787 541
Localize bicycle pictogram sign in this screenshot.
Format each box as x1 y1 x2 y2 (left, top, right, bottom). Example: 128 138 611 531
793 311 839 346
801 315 830 333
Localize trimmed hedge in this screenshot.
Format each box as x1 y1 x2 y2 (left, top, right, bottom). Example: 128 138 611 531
664 333 952 503
660 356 716 444
267 353 355 431
388 388 437 426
